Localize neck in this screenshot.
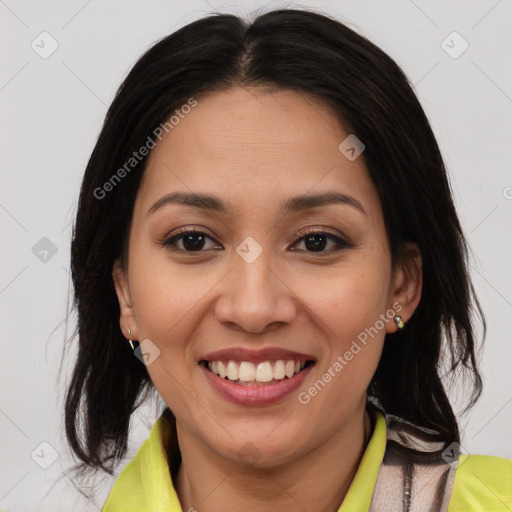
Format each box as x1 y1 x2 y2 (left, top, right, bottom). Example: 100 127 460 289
172 400 373 512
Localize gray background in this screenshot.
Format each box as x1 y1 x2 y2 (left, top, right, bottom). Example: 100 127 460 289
1 0 511 510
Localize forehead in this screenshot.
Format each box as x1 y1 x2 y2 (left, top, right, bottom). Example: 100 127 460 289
136 86 379 219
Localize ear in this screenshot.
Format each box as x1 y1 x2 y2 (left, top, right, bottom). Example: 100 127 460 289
386 241 423 333
112 259 138 340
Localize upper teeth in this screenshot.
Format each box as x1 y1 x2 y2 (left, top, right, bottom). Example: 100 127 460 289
207 360 307 383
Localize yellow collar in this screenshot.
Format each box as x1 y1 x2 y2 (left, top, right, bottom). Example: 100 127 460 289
103 407 386 511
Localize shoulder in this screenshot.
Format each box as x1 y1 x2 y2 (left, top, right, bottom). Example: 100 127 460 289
102 437 149 511
102 411 179 511
448 454 512 512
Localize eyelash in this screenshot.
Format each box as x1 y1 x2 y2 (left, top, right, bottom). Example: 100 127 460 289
161 227 350 255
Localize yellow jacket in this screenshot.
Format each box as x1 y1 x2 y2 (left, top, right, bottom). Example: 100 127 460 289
103 407 512 511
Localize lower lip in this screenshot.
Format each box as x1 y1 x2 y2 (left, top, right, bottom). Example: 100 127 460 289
200 362 314 406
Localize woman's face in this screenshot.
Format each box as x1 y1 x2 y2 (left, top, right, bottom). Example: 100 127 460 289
113 86 421 466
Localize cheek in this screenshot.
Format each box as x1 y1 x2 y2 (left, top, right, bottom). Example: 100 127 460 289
294 258 389 403
126 247 199 379
127 251 206 415
128 241 210 335
302 258 390 344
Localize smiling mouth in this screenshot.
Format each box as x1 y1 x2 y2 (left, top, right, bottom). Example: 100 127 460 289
200 359 315 386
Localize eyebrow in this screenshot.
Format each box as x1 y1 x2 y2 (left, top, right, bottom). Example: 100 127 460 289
146 191 366 217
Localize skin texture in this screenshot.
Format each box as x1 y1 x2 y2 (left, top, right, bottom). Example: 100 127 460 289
113 86 422 512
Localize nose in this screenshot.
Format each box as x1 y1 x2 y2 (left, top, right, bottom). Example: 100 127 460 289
214 245 298 334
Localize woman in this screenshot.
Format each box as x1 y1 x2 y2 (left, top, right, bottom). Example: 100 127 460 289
64 8 512 511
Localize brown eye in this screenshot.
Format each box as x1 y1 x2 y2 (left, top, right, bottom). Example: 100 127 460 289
291 230 349 253
162 228 219 252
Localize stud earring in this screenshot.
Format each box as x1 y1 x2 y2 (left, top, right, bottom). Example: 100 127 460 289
394 315 405 330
